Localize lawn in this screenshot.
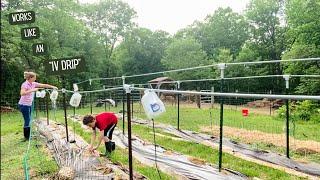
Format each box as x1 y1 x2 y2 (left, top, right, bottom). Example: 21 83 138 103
1 112 58 179
132 103 320 142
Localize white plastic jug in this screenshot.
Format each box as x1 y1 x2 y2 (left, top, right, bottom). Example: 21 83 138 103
50 90 58 101
141 90 166 119
69 92 82 107
36 91 42 98
40 90 46 98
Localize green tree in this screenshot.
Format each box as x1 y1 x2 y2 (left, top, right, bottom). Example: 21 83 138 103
283 0 320 95
161 37 210 83
113 28 171 83
242 0 287 93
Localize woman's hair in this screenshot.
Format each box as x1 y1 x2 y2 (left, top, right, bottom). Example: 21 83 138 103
24 71 37 80
83 115 94 125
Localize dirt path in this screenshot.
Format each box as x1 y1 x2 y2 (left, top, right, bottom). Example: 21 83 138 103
200 126 320 154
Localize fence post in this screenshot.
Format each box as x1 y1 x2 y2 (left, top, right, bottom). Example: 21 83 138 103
124 84 133 180
283 75 290 158
103 85 107 111
211 86 214 109
269 90 272 116
122 76 126 135
177 81 180 130
62 76 69 142
218 63 226 172
131 88 134 119
46 93 49 125
89 79 92 114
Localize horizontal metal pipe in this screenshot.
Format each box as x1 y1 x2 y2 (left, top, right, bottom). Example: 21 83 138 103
133 87 320 101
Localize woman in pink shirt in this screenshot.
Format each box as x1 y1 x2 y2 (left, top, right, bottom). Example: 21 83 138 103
19 71 57 140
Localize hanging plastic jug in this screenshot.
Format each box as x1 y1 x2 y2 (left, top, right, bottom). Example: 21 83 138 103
50 90 59 101
69 92 82 107
40 90 46 98
141 90 166 119
36 91 42 98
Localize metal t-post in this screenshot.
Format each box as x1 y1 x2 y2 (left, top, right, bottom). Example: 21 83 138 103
218 63 225 172
131 89 134 119
124 84 133 180
122 76 126 135
103 85 107 111
269 90 272 116
177 81 180 130
283 75 290 158
89 79 92 114
62 76 69 142
46 93 49 125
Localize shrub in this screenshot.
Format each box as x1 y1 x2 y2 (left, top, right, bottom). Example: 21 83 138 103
276 100 319 122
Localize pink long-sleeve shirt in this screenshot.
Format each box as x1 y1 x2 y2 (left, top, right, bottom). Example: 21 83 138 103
18 81 39 106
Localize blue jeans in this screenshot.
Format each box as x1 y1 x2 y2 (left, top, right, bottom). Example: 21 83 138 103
19 105 32 128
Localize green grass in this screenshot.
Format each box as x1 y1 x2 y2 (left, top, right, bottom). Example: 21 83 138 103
1 112 58 180
124 122 305 180
24 103 318 179
131 103 320 163
132 103 320 142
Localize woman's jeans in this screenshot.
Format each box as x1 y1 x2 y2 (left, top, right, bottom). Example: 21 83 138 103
19 104 32 128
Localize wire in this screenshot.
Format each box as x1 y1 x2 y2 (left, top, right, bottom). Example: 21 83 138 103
152 118 162 179
75 58 320 84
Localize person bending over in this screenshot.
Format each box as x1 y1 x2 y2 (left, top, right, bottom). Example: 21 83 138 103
83 112 118 154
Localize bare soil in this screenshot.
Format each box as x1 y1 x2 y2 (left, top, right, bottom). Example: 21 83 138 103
200 125 320 154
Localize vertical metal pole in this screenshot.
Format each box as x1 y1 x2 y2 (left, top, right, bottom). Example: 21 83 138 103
131 91 134 119
89 79 92 114
109 91 111 111
218 63 225 172
35 97 38 118
218 79 224 171
177 82 180 130
122 90 125 135
269 90 272 116
103 85 107 111
284 75 290 158
211 86 214 109
126 90 133 180
62 76 69 142
122 76 126 135
286 94 290 158
46 94 49 125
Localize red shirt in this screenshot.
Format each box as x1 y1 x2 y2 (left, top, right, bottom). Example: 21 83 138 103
94 112 118 131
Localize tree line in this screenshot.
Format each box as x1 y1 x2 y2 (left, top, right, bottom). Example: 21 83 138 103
1 0 319 98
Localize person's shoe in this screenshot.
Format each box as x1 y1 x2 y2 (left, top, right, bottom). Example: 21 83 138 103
23 127 28 139
23 127 30 140
105 141 115 153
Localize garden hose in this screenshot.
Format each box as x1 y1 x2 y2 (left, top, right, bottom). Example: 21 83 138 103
23 95 36 180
